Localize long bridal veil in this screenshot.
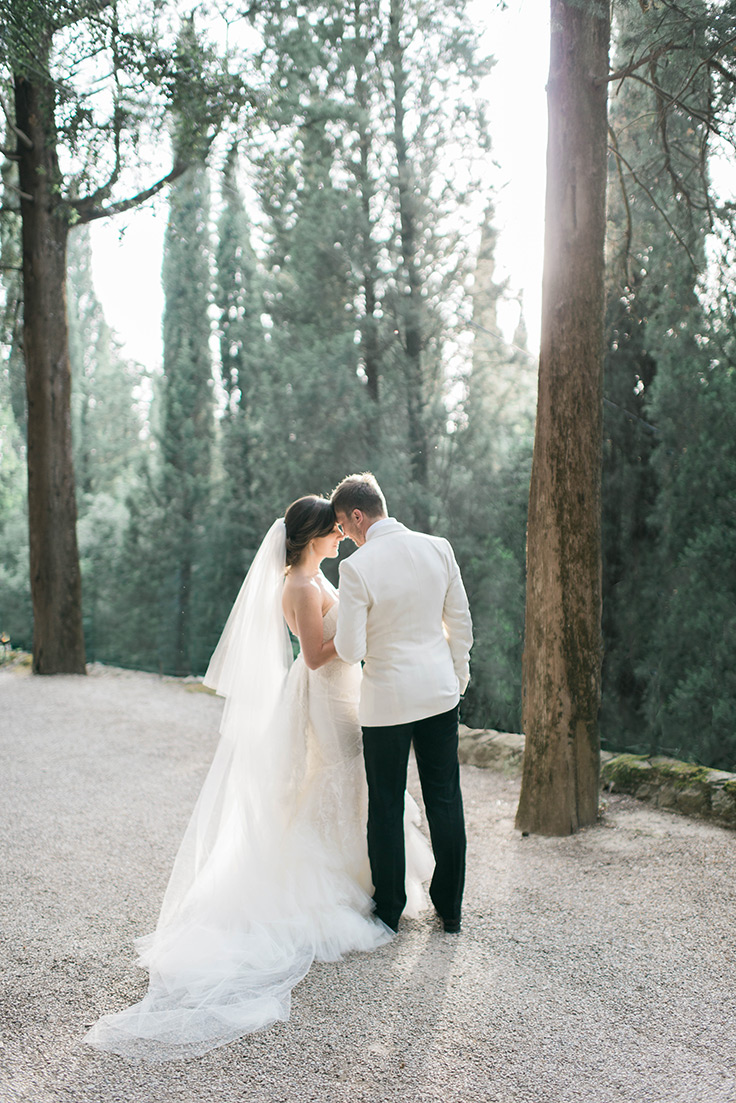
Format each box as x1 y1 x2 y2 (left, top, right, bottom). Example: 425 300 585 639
85 519 386 1061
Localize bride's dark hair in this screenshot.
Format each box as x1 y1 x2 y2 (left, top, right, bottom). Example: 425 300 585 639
284 496 336 567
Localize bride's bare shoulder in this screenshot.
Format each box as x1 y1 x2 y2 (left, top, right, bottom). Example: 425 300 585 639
283 570 320 628
283 569 318 600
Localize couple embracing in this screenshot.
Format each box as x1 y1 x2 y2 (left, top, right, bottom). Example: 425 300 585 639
86 473 473 1061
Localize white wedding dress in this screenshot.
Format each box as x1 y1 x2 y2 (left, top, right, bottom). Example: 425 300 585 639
85 522 431 1062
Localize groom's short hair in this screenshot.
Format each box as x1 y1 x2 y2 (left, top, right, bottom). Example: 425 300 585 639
331 473 387 518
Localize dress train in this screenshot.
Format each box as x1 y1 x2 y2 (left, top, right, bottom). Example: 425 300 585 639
85 600 432 1060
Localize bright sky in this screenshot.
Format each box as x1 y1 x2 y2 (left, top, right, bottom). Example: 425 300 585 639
91 0 549 369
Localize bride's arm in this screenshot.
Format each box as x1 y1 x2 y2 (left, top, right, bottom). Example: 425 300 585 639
290 582 337 670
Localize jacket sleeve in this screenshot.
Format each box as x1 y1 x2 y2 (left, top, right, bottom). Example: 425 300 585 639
441 542 473 694
335 557 370 665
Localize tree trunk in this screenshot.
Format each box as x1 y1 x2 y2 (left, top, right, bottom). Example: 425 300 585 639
15 68 86 675
515 0 610 835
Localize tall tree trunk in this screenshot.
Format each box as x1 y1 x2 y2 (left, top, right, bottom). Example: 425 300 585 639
515 0 610 835
389 0 430 528
15 66 86 675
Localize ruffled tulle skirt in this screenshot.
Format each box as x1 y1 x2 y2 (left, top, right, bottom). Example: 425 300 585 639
85 644 431 1061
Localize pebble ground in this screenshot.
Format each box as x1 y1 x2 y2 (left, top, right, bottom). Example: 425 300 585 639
1 663 735 1103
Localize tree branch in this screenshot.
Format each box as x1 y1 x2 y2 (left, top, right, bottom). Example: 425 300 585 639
607 142 699 275
708 54 736 87
607 124 634 285
53 0 113 31
4 181 33 201
649 57 685 206
662 33 736 114
604 42 682 86
76 110 124 209
623 72 716 136
603 396 659 435
0 89 32 149
73 161 189 224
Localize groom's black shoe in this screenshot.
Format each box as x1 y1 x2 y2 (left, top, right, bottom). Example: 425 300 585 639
374 908 400 933
434 908 461 933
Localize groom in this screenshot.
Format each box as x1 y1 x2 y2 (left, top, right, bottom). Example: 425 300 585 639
331 473 473 933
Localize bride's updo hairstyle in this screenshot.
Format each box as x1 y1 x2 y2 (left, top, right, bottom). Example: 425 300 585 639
284 496 336 568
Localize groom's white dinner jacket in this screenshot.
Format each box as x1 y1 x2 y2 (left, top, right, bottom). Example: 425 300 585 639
334 518 473 727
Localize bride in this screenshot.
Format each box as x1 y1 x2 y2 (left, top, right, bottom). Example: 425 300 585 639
85 496 431 1061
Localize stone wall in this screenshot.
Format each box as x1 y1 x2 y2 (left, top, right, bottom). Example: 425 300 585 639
458 727 736 831
600 754 736 830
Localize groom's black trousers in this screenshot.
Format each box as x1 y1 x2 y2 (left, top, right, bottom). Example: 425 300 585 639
361 705 466 931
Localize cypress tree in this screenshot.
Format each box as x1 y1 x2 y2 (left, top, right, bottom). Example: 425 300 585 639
156 156 214 674
253 0 491 525
602 0 711 753
199 144 270 661
442 202 533 733
67 226 144 502
65 225 147 663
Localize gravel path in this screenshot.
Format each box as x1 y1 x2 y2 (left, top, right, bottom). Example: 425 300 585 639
1 663 735 1103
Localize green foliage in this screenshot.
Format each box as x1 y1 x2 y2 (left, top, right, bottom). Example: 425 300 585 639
448 438 531 735
77 491 131 664
253 0 492 528
67 227 145 499
0 396 30 649
114 477 168 670
1 0 247 214
61 225 151 665
204 144 272 633
599 0 736 770
440 286 534 734
0 131 24 438
0 0 528 718
153 158 214 675
601 0 714 757
643 351 736 769
4 0 736 777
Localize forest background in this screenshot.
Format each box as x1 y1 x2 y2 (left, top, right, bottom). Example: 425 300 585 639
1 0 735 774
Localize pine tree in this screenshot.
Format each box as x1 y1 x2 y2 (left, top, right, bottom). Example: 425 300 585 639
198 144 270 662
66 226 145 502
253 0 492 527
254 49 373 506
645 339 736 768
442 203 533 733
380 0 492 527
467 204 536 465
156 155 214 675
64 225 148 663
601 0 712 752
